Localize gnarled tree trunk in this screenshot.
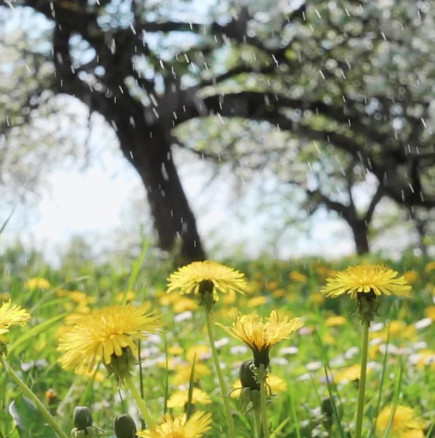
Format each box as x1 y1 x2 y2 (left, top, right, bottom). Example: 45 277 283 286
118 124 205 262
350 220 370 255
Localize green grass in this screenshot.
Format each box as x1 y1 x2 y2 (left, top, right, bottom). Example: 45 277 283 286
0 248 434 437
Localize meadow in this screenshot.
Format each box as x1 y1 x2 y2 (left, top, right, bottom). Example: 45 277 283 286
0 246 434 437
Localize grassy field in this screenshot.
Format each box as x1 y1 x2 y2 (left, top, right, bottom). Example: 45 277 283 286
0 247 434 437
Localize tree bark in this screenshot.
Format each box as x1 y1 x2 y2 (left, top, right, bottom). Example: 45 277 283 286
119 125 206 263
350 221 370 255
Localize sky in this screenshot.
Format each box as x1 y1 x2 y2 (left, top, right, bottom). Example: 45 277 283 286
2 132 356 265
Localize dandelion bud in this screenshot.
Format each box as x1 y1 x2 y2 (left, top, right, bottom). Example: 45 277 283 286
238 360 262 413
114 414 137 438
73 407 92 429
239 360 260 390
71 406 100 437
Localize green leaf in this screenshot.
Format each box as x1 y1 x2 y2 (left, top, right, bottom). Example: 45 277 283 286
9 395 58 438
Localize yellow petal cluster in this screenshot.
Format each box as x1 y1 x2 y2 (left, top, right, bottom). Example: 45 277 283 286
167 261 250 301
57 304 161 373
167 387 211 408
219 310 303 365
376 405 424 438
24 277 51 290
137 411 212 438
0 300 31 343
321 265 411 299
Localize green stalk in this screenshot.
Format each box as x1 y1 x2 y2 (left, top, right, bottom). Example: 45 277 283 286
253 409 262 438
1 357 68 438
204 307 236 438
258 364 270 438
355 319 370 438
124 374 155 428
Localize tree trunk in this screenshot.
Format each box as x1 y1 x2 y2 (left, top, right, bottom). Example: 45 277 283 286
351 221 370 255
119 126 206 263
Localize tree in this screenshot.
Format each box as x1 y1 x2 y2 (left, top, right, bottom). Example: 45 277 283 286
1 0 434 259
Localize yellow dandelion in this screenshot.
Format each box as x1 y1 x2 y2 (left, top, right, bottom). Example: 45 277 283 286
375 405 424 438
137 411 212 438
250 280 263 293
222 293 237 304
218 310 303 366
115 291 136 303
186 345 211 362
325 316 347 327
321 265 411 299
324 332 336 345
172 297 198 313
247 296 267 308
266 281 279 290
167 387 211 408
425 306 435 320
289 271 307 283
166 261 250 303
57 304 161 374
173 362 212 385
403 270 418 284
0 300 31 344
25 277 51 290
78 368 106 382
334 364 370 384
424 261 435 273
309 293 325 305
168 345 183 356
414 349 435 371
272 289 286 299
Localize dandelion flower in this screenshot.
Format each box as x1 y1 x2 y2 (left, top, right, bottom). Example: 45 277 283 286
334 364 371 384
375 405 424 438
167 387 211 408
321 265 411 299
137 411 212 438
57 304 161 374
173 362 211 385
219 310 303 366
167 261 249 304
0 300 31 344
325 316 347 327
247 296 267 308
24 277 51 290
289 271 307 283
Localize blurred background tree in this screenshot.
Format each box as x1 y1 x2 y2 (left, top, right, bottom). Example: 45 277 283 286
1 0 434 260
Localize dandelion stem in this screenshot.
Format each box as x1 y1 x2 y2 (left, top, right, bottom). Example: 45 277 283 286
0 357 68 438
124 374 155 428
253 409 262 438
258 364 270 438
204 307 236 438
355 319 370 438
